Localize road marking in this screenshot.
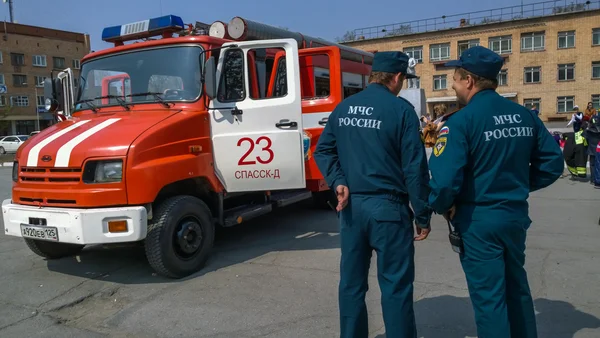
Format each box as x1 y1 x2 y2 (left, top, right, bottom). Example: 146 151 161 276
26 120 90 167
54 118 121 167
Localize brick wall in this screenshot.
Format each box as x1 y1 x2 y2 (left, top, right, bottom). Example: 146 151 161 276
345 10 600 121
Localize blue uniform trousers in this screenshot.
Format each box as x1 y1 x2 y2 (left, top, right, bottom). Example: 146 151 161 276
457 220 538 338
338 194 417 338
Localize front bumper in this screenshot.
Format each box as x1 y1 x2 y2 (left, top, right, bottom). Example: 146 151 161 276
2 199 148 245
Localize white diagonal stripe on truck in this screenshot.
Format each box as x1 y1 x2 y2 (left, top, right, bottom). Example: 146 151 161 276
54 118 121 167
26 120 91 167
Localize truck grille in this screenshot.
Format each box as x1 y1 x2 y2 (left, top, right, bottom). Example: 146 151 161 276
20 167 82 183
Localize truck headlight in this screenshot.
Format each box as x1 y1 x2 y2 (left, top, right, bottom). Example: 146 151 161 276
83 160 123 183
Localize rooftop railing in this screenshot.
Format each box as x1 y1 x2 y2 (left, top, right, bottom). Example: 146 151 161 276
344 0 600 42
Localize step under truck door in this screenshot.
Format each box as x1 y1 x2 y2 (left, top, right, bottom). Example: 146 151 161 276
209 38 306 193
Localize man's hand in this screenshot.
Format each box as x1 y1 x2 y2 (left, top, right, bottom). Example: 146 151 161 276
414 224 430 241
335 185 349 212
443 205 456 221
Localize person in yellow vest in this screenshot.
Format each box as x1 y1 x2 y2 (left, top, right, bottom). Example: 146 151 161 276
563 122 589 179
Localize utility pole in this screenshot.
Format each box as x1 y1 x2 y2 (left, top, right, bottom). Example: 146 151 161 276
5 0 15 23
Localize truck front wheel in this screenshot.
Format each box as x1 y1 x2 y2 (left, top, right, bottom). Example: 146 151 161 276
24 239 85 259
144 195 215 279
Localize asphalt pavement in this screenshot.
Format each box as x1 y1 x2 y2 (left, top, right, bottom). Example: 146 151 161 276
0 159 599 337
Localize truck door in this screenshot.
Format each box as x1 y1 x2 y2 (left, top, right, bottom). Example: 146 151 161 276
209 39 305 193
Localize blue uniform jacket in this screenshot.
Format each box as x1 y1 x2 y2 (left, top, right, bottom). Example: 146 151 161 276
314 83 432 226
428 89 564 224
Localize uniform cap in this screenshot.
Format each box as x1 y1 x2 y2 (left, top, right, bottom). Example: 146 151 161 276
372 51 418 79
444 46 504 80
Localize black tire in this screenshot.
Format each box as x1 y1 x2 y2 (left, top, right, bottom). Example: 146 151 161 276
0 147 5 155
24 239 85 259
311 190 337 210
144 195 215 279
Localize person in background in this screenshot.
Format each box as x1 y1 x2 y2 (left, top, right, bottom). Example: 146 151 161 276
584 113 600 187
584 102 595 122
563 121 589 180
530 104 540 117
567 105 583 132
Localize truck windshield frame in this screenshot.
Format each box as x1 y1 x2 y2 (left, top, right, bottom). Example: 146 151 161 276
74 44 205 111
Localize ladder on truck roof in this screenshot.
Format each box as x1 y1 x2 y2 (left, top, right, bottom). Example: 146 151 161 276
208 16 374 65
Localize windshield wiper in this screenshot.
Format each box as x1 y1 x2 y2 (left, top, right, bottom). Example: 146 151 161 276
125 92 173 108
74 98 98 113
75 95 131 111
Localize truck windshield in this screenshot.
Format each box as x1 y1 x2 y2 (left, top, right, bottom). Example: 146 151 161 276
75 45 203 111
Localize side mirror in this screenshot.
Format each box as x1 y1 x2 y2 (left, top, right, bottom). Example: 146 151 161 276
204 56 217 100
43 78 63 112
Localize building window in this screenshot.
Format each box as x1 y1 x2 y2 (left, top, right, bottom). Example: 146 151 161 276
433 74 447 90
0 96 6 106
12 74 27 87
558 31 575 49
489 35 512 54
521 32 545 52
497 69 508 86
592 95 600 109
593 28 600 46
524 98 541 111
34 76 47 87
10 53 25 66
53 57 66 69
458 39 480 55
36 95 45 107
0 74 4 85
557 96 575 113
593 61 600 79
11 96 29 107
72 59 81 69
430 43 450 62
557 63 575 81
32 55 47 67
524 67 541 83
0 52 3 64
403 46 423 62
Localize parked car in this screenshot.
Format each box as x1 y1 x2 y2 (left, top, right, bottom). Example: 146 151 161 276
0 135 29 154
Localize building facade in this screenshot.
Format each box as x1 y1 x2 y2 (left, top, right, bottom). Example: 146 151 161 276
343 1 600 121
0 22 90 136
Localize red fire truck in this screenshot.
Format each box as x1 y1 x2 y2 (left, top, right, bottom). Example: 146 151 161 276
2 15 373 278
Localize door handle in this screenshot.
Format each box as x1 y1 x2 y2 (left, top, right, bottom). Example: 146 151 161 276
276 121 298 128
318 117 328 125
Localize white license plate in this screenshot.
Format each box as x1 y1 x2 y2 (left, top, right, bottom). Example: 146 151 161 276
20 224 59 242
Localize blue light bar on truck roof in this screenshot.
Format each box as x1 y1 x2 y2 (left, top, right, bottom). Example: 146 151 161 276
101 15 185 43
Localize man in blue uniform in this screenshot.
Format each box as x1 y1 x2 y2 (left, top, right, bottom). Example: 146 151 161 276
314 51 432 338
428 46 564 338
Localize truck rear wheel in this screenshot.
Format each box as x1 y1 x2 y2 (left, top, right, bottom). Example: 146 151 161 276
24 239 85 259
144 195 215 279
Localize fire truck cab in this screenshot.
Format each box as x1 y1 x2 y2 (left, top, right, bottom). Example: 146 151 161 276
2 15 373 278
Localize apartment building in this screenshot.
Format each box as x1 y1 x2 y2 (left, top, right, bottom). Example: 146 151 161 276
0 21 90 136
343 0 600 121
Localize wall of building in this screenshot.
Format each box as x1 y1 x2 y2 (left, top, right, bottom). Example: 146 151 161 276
344 9 600 121
0 23 90 136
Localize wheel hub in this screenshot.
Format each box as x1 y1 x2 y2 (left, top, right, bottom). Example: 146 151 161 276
176 220 203 255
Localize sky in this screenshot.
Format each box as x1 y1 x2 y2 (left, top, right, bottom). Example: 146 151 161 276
1 0 533 52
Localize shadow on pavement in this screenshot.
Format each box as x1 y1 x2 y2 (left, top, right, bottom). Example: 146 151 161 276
374 296 600 338
43 199 340 284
